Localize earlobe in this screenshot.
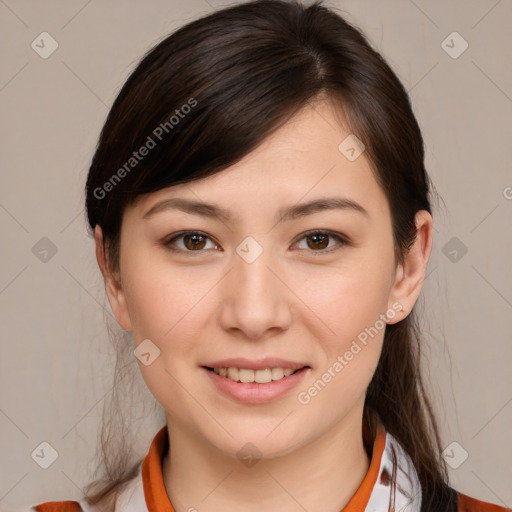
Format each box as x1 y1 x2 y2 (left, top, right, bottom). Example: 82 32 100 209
94 225 133 331
387 210 433 324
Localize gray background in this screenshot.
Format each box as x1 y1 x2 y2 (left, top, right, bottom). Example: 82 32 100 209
1 0 511 510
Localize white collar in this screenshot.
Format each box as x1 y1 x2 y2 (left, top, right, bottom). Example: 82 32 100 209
365 429 422 511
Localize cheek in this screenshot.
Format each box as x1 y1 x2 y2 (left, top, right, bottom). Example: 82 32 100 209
123 260 211 411
304 274 386 386
296 266 388 418
296 254 393 344
123 254 210 341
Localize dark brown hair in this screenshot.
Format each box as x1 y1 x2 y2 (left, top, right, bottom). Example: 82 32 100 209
84 1 451 510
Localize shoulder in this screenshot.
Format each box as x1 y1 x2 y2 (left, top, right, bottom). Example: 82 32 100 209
29 498 102 512
434 484 510 512
30 502 83 512
456 491 511 512
29 461 144 512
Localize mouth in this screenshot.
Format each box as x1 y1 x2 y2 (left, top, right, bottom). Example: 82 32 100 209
202 363 311 404
203 366 309 384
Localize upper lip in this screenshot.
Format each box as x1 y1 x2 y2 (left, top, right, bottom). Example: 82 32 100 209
203 358 310 371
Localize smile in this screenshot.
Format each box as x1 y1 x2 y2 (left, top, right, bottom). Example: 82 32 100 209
207 367 299 383
203 365 310 404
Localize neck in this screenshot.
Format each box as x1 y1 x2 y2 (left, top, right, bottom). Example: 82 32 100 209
162 410 371 512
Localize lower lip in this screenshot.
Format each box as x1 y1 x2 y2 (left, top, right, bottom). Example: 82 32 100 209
203 367 310 404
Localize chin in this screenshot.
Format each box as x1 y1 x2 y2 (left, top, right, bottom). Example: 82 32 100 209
206 422 309 462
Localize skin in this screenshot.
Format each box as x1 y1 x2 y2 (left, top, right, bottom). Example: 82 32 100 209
95 96 433 512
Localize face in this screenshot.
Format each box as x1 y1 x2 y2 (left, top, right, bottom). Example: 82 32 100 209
97 97 432 461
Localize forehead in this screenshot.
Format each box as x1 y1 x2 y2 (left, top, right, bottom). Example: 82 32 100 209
128 99 388 223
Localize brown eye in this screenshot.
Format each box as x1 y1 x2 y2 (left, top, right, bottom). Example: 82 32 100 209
163 230 349 256
306 233 329 250
183 233 207 250
295 230 349 254
164 231 218 253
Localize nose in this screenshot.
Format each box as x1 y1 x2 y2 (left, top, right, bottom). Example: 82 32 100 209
217 244 292 340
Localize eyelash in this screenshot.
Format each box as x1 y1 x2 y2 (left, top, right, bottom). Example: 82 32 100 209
162 230 350 256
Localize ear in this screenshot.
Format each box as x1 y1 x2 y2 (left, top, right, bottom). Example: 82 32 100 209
387 210 433 324
94 224 132 331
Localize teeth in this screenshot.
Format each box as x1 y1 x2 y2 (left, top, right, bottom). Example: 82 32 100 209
227 367 239 381
212 367 299 383
271 368 284 380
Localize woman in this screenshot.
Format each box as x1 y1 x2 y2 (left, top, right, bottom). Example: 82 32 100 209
30 1 509 511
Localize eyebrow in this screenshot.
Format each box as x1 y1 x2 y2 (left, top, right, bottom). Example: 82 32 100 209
142 196 369 224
